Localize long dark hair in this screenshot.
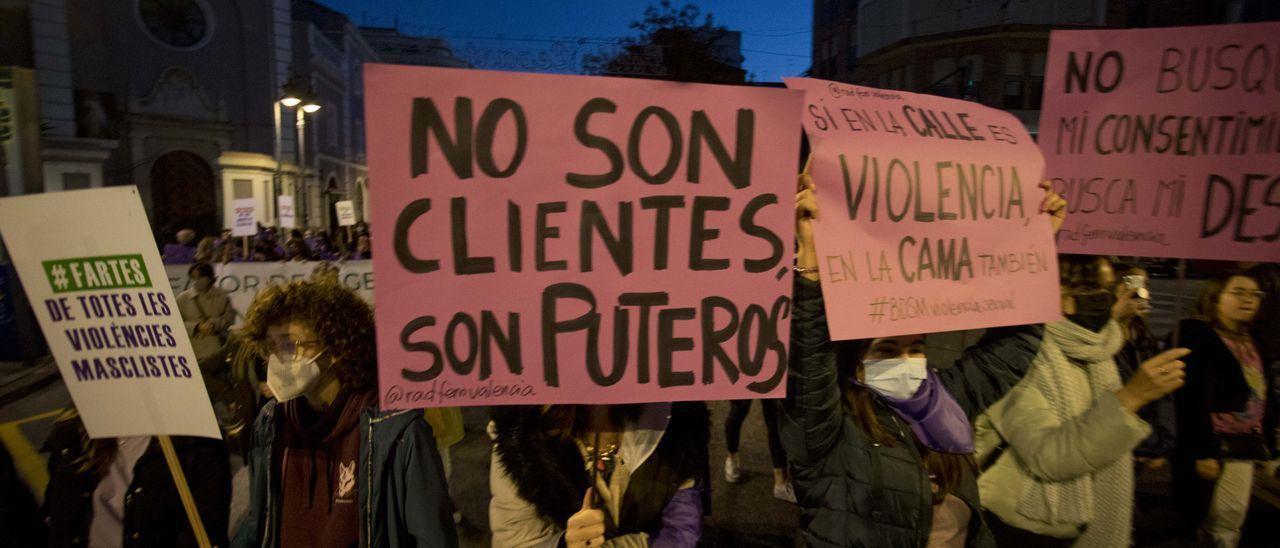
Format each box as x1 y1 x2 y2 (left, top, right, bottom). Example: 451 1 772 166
1195 270 1260 332
833 339 975 503
1059 254 1111 292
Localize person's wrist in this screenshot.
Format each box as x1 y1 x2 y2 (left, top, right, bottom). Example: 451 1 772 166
795 250 819 278
1115 387 1147 414
794 264 819 281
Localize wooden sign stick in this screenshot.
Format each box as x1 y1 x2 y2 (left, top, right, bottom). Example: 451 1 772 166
157 435 212 548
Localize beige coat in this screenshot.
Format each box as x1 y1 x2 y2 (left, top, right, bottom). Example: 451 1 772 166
975 320 1151 546
176 287 235 361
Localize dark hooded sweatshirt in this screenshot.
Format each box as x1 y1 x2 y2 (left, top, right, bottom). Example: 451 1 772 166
274 390 370 548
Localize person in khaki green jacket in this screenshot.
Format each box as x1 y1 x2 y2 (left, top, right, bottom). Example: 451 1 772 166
424 407 466 474
975 255 1191 547
176 262 235 362
425 406 466 523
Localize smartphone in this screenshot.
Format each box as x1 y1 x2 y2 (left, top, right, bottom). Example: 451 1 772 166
1123 275 1150 300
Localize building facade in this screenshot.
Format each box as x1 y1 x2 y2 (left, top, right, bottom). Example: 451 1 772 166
291 0 380 233
1 0 284 241
359 27 471 69
812 0 1279 133
0 0 470 244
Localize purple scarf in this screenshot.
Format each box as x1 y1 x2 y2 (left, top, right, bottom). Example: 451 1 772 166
876 373 974 454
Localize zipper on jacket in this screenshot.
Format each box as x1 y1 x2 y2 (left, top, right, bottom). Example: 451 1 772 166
365 417 374 548
261 409 275 548
883 404 933 547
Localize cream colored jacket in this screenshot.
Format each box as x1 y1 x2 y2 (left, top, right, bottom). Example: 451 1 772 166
975 323 1151 545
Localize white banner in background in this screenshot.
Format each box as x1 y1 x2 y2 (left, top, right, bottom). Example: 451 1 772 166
166 260 374 325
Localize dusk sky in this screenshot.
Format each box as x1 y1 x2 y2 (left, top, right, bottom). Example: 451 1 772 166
319 0 814 82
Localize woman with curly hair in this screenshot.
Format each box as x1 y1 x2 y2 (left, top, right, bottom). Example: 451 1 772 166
231 279 458 548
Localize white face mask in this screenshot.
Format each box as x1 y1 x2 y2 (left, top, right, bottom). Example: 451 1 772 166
862 357 928 400
266 350 326 402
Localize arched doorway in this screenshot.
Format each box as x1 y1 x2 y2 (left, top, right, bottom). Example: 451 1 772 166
150 150 217 242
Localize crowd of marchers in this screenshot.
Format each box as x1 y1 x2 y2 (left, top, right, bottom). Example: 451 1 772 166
161 223 372 265
4 176 1279 548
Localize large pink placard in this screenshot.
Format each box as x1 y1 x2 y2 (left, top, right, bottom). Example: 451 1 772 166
1041 22 1280 260
367 65 803 408
784 78 1062 340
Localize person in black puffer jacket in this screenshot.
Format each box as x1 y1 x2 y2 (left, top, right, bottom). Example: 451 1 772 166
780 173 1060 547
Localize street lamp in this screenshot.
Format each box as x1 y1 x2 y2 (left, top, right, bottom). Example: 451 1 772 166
294 93 320 228
272 74 320 229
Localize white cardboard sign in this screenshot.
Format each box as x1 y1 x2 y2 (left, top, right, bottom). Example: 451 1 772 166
232 198 256 237
0 187 220 438
335 200 356 227
278 195 296 229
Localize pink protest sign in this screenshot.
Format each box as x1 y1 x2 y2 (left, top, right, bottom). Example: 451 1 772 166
784 77 1061 340
1041 22 1280 260
367 64 803 408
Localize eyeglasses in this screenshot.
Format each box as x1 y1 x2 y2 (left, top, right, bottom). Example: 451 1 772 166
270 339 325 359
1226 289 1267 301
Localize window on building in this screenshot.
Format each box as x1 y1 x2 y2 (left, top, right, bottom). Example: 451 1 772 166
233 179 253 200
354 119 365 158
891 67 904 90
1003 52 1025 109
960 54 983 99
62 173 90 190
845 26 859 69
817 39 830 74
327 112 339 150
878 72 889 88
931 57 958 97
1028 52 1046 109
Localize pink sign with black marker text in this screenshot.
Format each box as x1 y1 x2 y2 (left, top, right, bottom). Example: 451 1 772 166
367 65 804 408
1041 22 1280 260
785 77 1062 340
